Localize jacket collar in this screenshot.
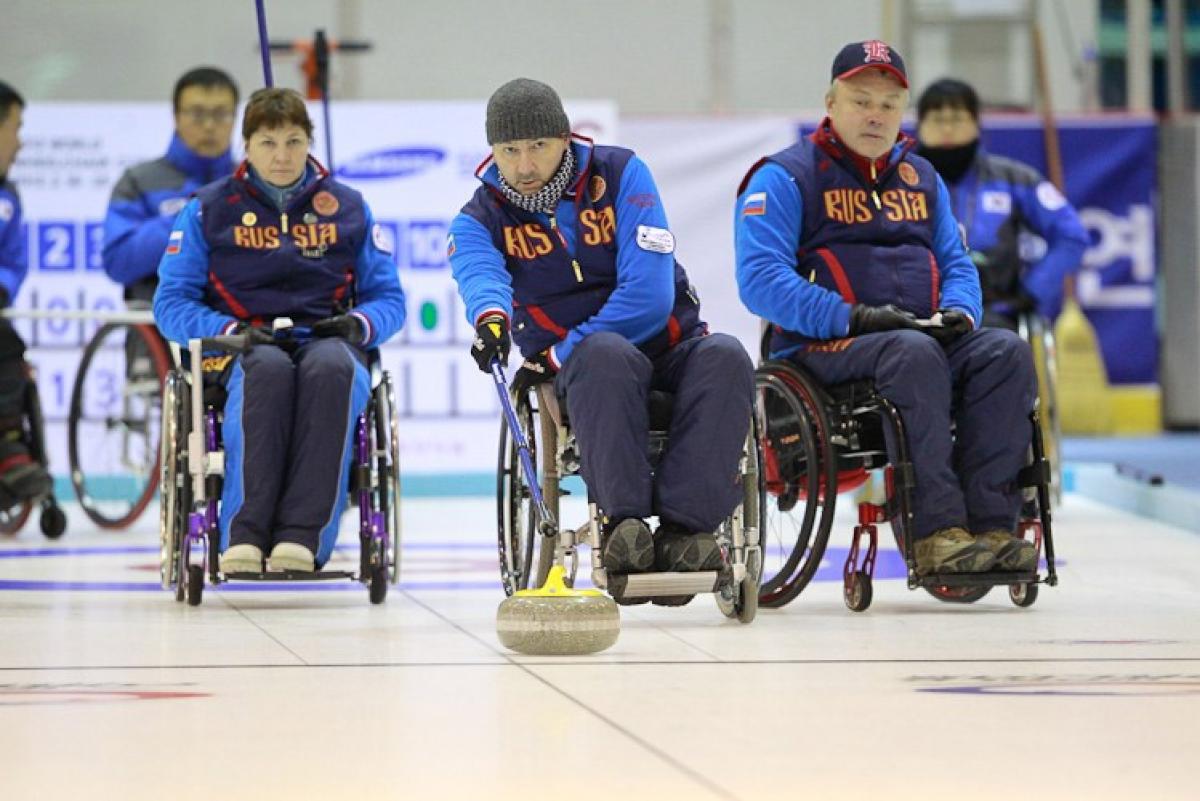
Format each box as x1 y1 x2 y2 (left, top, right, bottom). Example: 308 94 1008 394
474 134 595 201
165 133 234 183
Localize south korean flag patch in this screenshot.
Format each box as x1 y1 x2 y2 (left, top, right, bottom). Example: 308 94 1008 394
372 223 393 255
636 225 675 254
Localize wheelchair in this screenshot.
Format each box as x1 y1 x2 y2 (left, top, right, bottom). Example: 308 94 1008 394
68 318 169 529
158 329 402 606
754 354 1058 613
497 383 764 622
0 359 67 539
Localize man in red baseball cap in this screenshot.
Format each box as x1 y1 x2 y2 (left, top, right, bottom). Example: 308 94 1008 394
734 41 1040 577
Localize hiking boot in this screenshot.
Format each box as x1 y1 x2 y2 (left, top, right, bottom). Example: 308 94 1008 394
914 527 996 575
219 543 264 574
652 522 724 606
268 542 315 572
655 523 724 573
601 518 655 575
975 529 1038 572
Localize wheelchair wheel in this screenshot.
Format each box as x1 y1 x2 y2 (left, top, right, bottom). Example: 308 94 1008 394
0 503 32 535
716 415 765 624
39 502 66 539
369 566 388 604
159 371 190 591
755 362 838 608
377 373 402 585
186 564 204 606
496 388 557 596
1009 581 1038 608
845 570 872 612
69 323 169 529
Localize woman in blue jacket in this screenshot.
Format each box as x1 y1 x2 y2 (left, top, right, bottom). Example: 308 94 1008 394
155 88 406 574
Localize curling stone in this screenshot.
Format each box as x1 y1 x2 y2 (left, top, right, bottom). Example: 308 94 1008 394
496 566 620 655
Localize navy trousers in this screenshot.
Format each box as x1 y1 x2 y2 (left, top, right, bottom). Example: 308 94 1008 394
218 338 370 566
555 331 755 533
790 328 1037 540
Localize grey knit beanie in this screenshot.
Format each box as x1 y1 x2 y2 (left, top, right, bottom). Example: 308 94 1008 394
485 78 571 145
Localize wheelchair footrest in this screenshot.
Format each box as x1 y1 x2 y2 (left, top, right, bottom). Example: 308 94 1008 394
221 569 359 582
615 571 722 598
912 570 1040 589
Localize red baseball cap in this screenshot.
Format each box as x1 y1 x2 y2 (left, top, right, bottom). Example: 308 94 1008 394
831 40 908 88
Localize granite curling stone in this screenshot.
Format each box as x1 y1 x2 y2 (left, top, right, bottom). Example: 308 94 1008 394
496 566 620 655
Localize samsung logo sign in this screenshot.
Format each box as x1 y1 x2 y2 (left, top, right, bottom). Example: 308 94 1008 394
336 147 446 180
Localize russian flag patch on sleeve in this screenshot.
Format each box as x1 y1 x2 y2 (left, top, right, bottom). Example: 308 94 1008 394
741 192 767 216
165 229 183 255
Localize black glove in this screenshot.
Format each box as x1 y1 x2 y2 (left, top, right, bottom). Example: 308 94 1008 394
923 309 973 346
0 287 9 309
313 314 366 344
471 313 511 373
847 304 921 336
511 350 558 398
232 322 275 347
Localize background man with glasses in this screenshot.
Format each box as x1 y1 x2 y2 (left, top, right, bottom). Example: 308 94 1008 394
102 66 240 303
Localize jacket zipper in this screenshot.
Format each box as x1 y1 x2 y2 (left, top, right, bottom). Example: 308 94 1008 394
547 213 584 283
281 211 289 234
869 163 882 210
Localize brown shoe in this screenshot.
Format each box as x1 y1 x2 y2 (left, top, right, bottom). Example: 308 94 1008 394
914 527 996 575
975 530 1038 572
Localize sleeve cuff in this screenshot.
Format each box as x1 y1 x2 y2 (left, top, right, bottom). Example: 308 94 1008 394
350 311 373 345
219 319 239 335
475 308 509 326
548 346 561 371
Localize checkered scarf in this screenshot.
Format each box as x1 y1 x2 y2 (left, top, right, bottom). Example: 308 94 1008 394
497 146 576 214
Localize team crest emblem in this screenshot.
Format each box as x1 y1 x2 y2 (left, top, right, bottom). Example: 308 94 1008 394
312 191 339 216
303 212 318 224
241 212 257 226
898 162 918 186
863 40 892 64
589 175 607 202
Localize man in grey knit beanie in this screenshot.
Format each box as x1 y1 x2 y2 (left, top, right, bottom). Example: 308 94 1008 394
449 76 757 607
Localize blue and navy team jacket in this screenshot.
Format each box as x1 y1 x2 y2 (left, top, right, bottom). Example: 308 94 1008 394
0 178 28 305
948 149 1089 321
735 119 981 358
449 137 705 367
154 157 406 349
103 134 234 300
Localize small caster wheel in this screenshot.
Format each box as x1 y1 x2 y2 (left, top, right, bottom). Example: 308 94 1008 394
844 570 873 612
1009 582 1038 608
40 503 67 539
369 566 388 604
925 585 990 604
186 565 204 606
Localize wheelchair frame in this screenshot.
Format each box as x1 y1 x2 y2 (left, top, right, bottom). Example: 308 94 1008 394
159 334 402 606
497 383 764 622
755 358 1058 612
0 360 67 539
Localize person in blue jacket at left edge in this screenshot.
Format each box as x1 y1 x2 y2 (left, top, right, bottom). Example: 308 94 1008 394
449 78 754 605
0 81 53 509
154 88 406 575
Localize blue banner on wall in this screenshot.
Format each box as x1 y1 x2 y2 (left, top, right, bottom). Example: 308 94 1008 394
982 117 1156 385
